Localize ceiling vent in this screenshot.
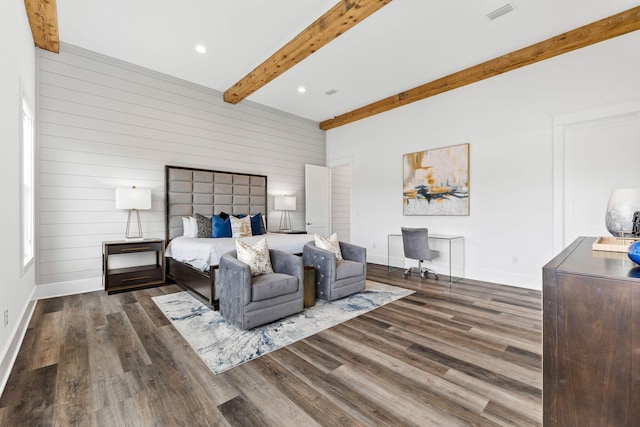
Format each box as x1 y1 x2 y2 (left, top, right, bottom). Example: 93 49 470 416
487 3 514 20
325 89 338 96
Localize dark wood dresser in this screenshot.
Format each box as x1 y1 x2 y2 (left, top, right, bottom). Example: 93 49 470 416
543 236 640 426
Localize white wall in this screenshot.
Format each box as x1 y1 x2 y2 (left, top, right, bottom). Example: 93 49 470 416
327 30 640 290
0 0 36 393
37 44 325 290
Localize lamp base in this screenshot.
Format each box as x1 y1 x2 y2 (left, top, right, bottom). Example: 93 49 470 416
125 209 145 240
279 211 292 232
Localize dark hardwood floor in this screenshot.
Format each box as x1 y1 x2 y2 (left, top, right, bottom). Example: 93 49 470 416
0 264 542 426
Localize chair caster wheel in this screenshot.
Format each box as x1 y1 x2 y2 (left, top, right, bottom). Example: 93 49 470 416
420 272 427 279
404 272 409 279
435 274 439 280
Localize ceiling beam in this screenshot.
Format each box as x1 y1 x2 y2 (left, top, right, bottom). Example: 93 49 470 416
24 0 59 53
224 0 392 105
320 6 640 131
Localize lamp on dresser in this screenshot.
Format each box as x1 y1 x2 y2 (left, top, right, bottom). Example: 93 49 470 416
274 195 296 231
115 186 151 240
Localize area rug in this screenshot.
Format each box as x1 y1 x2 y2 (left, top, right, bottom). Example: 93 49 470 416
152 280 413 374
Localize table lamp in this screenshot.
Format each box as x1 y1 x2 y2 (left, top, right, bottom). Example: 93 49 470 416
274 195 296 231
116 186 152 240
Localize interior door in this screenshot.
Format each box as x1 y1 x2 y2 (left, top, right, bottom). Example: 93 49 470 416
562 114 640 246
305 164 330 236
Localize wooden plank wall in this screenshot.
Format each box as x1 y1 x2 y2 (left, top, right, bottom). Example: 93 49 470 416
37 44 325 286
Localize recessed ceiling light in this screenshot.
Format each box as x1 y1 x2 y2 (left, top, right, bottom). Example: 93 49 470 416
195 44 207 54
298 86 306 93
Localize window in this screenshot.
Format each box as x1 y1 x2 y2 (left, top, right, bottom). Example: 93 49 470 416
21 96 34 271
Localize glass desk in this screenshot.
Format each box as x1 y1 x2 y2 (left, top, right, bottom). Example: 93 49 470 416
387 234 464 283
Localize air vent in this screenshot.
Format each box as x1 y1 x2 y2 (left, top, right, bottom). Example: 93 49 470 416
487 3 514 20
325 89 338 96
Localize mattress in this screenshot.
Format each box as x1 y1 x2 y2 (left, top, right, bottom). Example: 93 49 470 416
165 233 313 271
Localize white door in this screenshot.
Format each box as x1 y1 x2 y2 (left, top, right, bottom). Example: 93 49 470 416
331 163 352 242
562 114 640 246
305 164 330 236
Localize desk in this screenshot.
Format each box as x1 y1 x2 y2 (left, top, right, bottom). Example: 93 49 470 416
387 234 464 283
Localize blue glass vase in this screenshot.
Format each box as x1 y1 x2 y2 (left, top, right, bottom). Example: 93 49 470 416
628 241 640 264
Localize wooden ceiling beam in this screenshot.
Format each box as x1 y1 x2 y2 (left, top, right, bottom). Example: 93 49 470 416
224 0 392 105
320 5 640 130
24 0 59 53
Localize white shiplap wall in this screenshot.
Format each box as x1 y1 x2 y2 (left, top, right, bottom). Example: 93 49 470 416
37 44 325 287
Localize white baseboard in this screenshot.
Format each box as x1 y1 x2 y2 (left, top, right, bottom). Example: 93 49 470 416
1 277 102 396
33 277 103 300
0 290 37 397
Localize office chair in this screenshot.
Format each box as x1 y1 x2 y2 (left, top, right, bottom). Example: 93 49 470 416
401 227 439 280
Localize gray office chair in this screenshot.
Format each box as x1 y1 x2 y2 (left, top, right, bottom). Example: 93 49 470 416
401 227 439 279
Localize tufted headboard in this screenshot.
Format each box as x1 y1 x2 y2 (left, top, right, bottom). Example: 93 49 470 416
165 165 267 241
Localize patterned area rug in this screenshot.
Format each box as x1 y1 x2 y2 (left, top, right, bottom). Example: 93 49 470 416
152 280 413 375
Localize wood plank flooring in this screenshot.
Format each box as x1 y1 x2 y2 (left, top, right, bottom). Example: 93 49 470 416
0 264 542 426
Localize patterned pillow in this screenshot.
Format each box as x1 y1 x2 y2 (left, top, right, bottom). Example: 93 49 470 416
315 233 343 260
195 213 212 238
236 238 274 276
230 215 252 237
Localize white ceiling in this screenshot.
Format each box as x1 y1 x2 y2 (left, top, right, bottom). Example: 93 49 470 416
56 0 640 123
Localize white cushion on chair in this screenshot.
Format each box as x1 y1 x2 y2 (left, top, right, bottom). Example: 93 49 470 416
236 238 274 276
314 233 343 260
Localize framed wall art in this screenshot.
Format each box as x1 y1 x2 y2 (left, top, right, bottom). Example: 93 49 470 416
403 143 469 216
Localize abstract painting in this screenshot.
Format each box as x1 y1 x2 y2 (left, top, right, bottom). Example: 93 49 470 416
403 143 469 215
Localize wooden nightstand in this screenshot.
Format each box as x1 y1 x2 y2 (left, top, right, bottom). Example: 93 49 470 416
103 239 165 294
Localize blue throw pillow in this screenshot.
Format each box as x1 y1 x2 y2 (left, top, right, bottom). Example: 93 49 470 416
251 213 264 235
211 214 232 238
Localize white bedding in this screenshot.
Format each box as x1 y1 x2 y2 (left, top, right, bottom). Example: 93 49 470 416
165 233 313 271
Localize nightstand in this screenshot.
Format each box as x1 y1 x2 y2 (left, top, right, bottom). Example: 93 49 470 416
273 230 307 234
103 239 165 294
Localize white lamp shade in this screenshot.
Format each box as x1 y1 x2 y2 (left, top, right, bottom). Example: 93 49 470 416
274 195 296 211
116 187 152 210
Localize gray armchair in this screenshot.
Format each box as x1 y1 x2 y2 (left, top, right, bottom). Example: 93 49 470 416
219 249 303 330
303 241 366 301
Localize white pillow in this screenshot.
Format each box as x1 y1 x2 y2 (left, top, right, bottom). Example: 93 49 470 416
230 215 252 237
236 238 274 276
182 216 197 238
314 233 343 260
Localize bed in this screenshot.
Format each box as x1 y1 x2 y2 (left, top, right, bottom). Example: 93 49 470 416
164 165 312 308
